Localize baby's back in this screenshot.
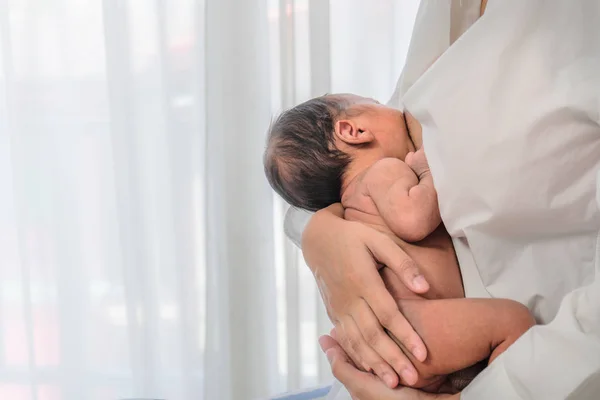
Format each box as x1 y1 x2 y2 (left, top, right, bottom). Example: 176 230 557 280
342 166 464 300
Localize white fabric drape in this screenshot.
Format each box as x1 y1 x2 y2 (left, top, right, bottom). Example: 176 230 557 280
0 1 417 399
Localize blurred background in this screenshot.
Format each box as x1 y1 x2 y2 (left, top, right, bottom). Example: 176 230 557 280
0 0 419 399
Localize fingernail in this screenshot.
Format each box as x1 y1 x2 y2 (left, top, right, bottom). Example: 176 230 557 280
383 373 396 388
401 368 417 386
412 275 429 292
412 345 426 362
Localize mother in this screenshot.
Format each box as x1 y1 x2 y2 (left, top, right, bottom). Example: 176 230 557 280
286 1 600 399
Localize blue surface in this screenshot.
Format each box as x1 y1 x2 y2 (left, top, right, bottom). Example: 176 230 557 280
271 385 332 400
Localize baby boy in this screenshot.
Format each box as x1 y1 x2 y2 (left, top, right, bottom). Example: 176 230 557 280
265 93 440 243
264 94 536 392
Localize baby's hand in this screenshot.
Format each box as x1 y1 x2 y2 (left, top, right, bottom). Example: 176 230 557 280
405 149 431 179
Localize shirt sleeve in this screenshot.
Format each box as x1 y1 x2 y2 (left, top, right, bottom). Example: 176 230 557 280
462 175 600 399
283 207 313 248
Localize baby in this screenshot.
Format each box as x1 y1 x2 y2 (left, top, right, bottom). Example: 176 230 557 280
264 94 535 392
264 93 440 243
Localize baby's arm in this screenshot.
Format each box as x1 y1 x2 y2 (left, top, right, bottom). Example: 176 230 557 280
365 152 440 242
393 298 536 390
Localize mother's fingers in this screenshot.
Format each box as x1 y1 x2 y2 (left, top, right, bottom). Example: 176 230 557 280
323 338 392 400
364 235 428 366
362 290 423 384
336 314 397 387
335 317 370 371
321 335 436 400
351 301 405 387
367 233 429 294
321 336 369 385
318 334 338 353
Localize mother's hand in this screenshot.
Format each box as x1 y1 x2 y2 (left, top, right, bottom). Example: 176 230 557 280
302 204 430 387
319 335 459 400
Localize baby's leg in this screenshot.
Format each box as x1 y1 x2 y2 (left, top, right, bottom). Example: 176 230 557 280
391 298 535 388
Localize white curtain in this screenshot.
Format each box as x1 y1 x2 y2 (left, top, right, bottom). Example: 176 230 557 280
0 1 418 399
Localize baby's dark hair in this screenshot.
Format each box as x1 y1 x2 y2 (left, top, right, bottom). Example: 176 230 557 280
264 95 351 211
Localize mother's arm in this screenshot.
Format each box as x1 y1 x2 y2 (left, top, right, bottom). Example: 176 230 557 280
300 203 431 387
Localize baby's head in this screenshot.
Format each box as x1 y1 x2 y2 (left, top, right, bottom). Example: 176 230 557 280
264 94 414 211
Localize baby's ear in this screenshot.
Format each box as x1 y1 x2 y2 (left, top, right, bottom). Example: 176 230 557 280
334 119 374 145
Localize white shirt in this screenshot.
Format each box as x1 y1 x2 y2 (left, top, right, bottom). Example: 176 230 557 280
286 0 600 398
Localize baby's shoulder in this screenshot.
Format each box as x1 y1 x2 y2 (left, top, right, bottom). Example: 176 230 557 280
365 157 412 181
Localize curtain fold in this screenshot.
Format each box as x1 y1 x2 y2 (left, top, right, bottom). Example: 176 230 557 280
0 1 418 399
204 0 278 398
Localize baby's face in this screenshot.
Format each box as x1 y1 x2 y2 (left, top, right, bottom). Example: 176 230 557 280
336 94 413 160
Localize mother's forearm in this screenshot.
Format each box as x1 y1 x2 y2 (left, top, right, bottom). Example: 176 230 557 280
301 203 344 272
